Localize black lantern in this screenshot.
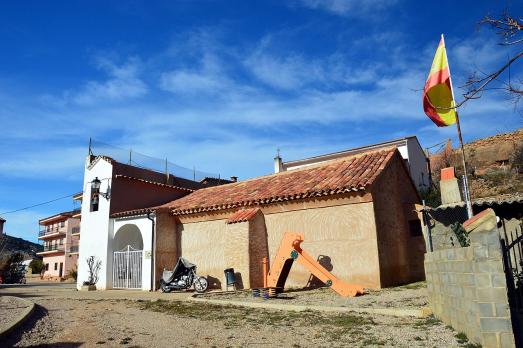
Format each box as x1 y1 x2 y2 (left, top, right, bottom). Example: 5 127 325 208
91 177 101 191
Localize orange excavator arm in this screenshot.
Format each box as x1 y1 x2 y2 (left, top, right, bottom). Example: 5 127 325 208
264 232 364 297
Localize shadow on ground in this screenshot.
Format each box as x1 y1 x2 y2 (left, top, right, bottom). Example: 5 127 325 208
2 304 83 347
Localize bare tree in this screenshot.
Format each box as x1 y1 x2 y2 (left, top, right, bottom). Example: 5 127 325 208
85 256 101 286
460 11 523 109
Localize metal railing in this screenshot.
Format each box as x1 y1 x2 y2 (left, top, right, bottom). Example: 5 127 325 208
38 227 66 237
41 245 65 252
71 227 80 234
69 245 79 253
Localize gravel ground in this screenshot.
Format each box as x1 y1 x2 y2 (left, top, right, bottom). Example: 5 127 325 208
0 296 32 331
196 282 428 309
0 282 478 347
2 297 473 347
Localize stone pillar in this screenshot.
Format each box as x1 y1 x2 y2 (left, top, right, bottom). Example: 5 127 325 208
440 167 463 205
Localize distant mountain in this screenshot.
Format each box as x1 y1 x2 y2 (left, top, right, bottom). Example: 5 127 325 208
0 234 42 260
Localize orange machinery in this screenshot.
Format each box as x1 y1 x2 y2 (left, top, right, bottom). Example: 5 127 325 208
262 232 365 297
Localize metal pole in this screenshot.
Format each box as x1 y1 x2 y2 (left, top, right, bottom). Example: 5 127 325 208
422 200 433 252
165 158 168 183
126 245 130 289
441 34 473 218
455 115 473 218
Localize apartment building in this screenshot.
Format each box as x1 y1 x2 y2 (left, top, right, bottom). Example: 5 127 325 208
37 209 81 280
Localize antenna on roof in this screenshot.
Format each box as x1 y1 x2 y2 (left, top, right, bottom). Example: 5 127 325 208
165 158 169 184
276 148 281 158
88 137 93 156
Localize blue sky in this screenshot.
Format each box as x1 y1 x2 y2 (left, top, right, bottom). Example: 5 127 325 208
1 0 521 242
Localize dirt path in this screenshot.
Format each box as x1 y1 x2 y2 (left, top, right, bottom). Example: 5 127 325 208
0 282 476 347
2 297 471 347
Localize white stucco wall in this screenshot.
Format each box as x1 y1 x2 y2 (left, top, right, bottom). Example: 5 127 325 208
113 216 154 291
406 137 430 190
77 158 113 290
278 139 428 191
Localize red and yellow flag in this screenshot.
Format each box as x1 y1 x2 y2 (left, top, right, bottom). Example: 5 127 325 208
423 36 457 127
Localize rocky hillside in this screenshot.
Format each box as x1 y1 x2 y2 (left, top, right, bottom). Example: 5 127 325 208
429 128 523 199
0 234 42 260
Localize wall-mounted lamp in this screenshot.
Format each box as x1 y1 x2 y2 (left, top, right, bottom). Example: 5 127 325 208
91 177 110 199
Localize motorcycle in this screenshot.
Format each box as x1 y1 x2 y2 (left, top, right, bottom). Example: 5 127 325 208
160 257 208 293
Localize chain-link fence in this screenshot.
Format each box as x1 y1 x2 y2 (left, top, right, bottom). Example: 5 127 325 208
89 139 220 182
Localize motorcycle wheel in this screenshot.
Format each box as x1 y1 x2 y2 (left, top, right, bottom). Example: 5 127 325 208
194 276 208 293
160 281 172 293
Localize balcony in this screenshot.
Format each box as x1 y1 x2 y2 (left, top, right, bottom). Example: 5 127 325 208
37 244 65 255
69 245 79 253
71 227 80 235
38 227 66 239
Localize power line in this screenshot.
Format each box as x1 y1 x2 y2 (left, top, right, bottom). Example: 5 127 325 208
0 193 77 215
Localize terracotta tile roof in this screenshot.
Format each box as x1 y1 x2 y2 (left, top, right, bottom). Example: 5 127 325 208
161 148 397 215
39 210 81 224
111 207 157 218
226 208 260 224
114 174 195 192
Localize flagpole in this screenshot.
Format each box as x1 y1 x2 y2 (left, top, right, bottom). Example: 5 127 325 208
441 34 473 218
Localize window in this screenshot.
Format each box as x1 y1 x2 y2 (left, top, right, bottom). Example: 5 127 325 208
60 221 65 228
54 263 58 271
90 184 100 212
409 220 423 237
45 263 49 271
59 238 64 245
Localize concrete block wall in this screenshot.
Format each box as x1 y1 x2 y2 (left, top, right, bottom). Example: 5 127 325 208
425 210 515 348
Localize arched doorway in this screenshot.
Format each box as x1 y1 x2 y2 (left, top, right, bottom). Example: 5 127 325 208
113 224 144 289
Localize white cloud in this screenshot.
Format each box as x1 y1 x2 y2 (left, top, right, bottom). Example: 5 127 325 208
294 0 398 16
71 57 148 105
244 37 383 90
0 146 86 179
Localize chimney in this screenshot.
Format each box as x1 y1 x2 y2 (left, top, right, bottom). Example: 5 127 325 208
0 217 5 235
440 167 463 205
230 176 238 183
274 150 283 173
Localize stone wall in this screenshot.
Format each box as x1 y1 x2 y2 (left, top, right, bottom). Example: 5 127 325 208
424 209 515 347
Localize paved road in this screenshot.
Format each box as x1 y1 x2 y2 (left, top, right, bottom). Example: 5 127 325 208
0 281 190 301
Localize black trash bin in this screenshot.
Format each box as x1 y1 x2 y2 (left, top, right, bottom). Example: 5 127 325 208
224 268 236 290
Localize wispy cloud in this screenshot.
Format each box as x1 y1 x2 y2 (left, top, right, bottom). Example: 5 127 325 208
70 56 148 105
293 0 399 16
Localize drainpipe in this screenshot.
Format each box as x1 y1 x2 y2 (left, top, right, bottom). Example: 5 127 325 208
147 212 156 292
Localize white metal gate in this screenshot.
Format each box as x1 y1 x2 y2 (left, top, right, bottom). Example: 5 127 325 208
113 245 142 289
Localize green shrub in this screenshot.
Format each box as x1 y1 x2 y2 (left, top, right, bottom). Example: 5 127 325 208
29 259 44 274
420 186 442 208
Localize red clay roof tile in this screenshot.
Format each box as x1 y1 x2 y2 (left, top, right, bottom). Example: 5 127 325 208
160 148 398 215
226 208 260 224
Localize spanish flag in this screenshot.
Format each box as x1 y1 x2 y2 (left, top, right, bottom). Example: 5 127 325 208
423 35 457 127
